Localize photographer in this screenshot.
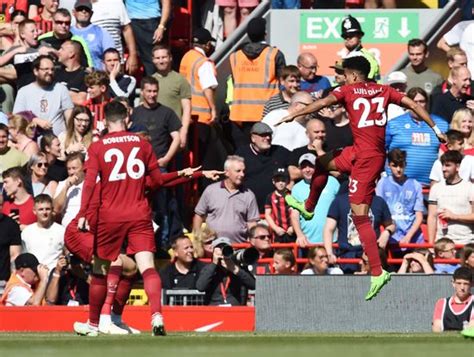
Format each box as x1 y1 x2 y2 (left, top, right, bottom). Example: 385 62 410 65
45 254 90 306
196 237 256 306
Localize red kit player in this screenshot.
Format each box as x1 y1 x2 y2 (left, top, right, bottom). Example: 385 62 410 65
280 56 446 300
73 101 172 336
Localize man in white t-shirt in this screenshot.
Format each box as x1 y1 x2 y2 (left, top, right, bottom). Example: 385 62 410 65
53 153 85 227
430 130 474 185
428 150 474 245
0 253 49 306
21 195 65 271
438 20 474 79
262 91 313 151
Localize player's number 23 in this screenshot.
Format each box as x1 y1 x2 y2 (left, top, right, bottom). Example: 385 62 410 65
354 97 387 128
104 147 145 181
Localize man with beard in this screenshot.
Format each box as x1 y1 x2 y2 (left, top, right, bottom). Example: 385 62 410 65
13 55 74 136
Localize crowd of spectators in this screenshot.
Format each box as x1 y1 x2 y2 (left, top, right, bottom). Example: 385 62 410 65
0 0 473 311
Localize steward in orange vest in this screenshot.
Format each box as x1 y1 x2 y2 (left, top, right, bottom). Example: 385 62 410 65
228 17 286 124
179 28 217 125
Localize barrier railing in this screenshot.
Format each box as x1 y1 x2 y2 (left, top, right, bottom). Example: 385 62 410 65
198 242 465 268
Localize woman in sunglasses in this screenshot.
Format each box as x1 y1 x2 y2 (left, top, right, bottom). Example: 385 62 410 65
27 152 57 197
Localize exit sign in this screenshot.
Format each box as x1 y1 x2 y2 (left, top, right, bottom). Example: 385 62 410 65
300 12 419 43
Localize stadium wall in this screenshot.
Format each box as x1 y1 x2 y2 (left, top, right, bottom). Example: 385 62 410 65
255 275 453 333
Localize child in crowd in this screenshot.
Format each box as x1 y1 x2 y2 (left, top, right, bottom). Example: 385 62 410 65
83 71 111 135
434 237 461 274
376 149 424 254
272 249 296 275
264 168 295 243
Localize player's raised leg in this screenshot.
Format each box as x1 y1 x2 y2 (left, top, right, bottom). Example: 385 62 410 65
286 150 340 220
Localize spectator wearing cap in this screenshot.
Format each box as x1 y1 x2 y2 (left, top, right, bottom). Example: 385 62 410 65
124 0 171 76
179 28 218 166
0 253 49 306
297 52 331 99
261 65 301 118
385 71 407 120
329 60 346 86
264 167 295 243
217 0 259 38
401 38 443 96
290 153 340 247
235 122 290 213
340 15 380 82
196 236 256 306
262 91 313 151
71 0 115 70
386 87 448 186
227 17 286 148
193 155 260 243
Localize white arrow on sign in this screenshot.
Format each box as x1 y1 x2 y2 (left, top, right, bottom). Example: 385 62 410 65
398 17 411 38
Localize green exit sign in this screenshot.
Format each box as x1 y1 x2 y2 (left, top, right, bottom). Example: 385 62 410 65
300 12 419 43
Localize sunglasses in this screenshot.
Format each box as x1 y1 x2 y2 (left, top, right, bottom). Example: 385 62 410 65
203 240 214 245
54 20 71 26
254 234 271 240
37 162 49 168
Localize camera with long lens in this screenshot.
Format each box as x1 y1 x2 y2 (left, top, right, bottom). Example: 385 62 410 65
213 237 259 266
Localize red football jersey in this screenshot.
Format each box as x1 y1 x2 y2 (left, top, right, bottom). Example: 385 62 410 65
79 131 160 223
332 82 404 157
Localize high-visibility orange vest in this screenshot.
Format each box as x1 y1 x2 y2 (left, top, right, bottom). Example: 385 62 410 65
179 49 216 124
0 273 33 306
229 46 279 122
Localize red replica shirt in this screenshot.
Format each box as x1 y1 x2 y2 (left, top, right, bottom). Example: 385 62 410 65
79 131 163 223
332 82 404 158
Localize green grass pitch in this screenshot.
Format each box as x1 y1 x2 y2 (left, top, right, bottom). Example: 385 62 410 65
0 333 472 357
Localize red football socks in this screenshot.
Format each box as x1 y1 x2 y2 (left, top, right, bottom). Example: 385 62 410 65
101 266 122 316
352 214 383 276
113 274 135 316
142 268 162 315
305 169 328 212
89 274 108 326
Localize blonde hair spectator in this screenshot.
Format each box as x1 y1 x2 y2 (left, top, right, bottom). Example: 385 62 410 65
8 114 39 158
193 224 217 259
450 108 474 150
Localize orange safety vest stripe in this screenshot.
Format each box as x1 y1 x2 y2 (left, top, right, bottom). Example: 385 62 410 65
0 274 33 305
179 49 216 124
229 46 279 122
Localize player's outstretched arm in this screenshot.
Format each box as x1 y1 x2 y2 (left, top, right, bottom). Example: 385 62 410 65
276 94 338 126
400 96 446 143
